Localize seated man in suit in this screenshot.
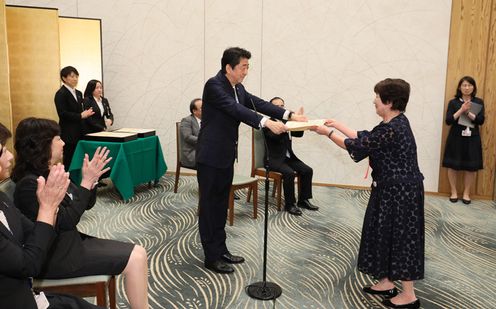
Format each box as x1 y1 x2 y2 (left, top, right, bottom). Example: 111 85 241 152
263 97 318 216
179 98 202 168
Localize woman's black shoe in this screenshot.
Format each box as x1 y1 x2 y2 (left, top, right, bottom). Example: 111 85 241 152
382 299 420 308
449 197 458 203
462 198 471 204
362 286 398 298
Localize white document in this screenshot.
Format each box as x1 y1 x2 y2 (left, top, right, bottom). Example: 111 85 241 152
285 119 326 131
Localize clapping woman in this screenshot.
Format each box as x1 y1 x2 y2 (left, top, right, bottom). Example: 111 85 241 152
12 117 149 309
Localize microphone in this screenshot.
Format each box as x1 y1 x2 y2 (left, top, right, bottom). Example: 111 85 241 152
246 96 283 300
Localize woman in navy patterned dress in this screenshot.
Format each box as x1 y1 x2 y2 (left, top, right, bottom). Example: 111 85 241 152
313 79 424 309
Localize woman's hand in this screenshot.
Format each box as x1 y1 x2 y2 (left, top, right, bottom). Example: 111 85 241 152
80 147 112 190
36 163 70 225
460 100 471 113
311 125 332 136
324 119 337 127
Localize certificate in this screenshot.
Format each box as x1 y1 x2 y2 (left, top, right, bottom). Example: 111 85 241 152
285 119 326 131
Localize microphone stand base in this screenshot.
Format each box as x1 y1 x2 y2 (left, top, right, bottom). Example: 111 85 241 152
246 281 282 300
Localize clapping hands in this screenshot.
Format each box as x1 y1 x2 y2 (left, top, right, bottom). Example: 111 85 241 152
36 163 70 224
81 147 112 190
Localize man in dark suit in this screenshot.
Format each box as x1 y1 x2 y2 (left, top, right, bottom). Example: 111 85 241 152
54 66 94 170
263 97 318 216
179 98 202 168
197 47 307 274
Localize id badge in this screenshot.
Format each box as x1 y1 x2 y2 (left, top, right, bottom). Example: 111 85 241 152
34 291 50 309
461 127 472 137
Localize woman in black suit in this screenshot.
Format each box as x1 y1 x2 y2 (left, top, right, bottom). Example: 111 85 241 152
11 118 149 309
0 122 100 308
83 79 114 133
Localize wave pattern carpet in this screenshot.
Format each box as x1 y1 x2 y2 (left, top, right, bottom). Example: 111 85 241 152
78 175 496 309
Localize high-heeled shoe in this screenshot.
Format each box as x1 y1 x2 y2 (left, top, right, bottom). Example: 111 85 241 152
449 197 458 203
382 298 420 308
362 286 398 298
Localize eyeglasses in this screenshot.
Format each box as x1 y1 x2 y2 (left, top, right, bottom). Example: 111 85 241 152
0 145 3 157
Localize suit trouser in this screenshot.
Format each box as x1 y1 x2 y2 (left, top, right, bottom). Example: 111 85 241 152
269 158 313 206
197 162 234 263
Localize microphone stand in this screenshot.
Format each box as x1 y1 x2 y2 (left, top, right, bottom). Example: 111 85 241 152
246 97 282 300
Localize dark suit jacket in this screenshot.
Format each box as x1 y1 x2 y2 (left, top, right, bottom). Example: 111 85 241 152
14 175 96 278
197 70 286 168
83 96 114 133
0 192 56 308
54 85 85 144
179 114 200 168
263 120 304 165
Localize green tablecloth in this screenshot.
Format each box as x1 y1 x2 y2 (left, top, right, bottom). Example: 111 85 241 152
69 136 167 200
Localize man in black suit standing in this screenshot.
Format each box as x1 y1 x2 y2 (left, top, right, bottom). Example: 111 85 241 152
197 47 307 274
263 97 318 216
54 66 94 170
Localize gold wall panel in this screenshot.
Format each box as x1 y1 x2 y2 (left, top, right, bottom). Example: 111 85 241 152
0 0 13 149
59 17 102 95
439 0 496 199
6 6 60 131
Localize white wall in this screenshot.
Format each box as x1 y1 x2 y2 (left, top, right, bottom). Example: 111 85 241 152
8 0 452 191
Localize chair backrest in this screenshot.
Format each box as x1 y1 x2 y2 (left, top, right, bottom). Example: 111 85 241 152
176 122 182 167
251 128 266 171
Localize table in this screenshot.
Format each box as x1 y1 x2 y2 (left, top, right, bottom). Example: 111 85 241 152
69 136 167 200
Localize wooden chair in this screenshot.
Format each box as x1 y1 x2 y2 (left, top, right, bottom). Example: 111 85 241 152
228 175 258 226
247 128 300 210
33 275 116 309
174 121 196 193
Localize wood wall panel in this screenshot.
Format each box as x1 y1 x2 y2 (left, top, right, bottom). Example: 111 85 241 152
0 0 13 149
484 1 496 199
6 6 60 131
59 17 102 94
439 0 496 199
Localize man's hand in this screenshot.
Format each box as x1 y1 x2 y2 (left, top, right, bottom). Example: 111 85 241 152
265 119 287 134
290 113 308 122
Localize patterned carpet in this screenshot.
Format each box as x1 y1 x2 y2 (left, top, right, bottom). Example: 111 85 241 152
78 174 496 309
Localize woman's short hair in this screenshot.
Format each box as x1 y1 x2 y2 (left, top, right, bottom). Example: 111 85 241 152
374 78 410 112
11 117 61 182
455 76 477 98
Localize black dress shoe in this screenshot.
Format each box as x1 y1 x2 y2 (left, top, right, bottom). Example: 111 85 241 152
462 198 471 204
362 286 398 298
205 260 234 274
221 253 245 264
382 299 420 308
297 200 319 211
449 197 458 203
285 205 302 216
